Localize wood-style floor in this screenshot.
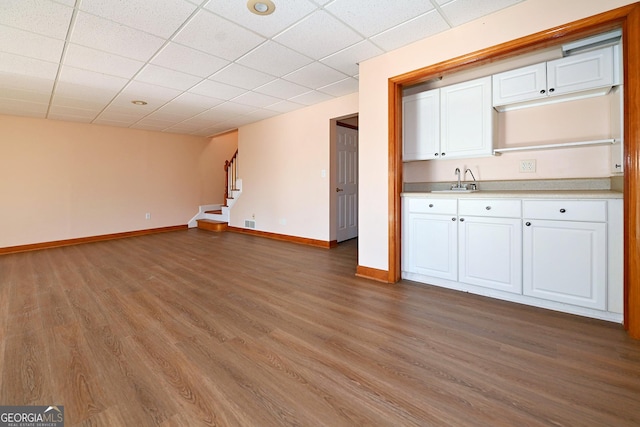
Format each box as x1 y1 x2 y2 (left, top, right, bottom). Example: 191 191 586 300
1 229 639 426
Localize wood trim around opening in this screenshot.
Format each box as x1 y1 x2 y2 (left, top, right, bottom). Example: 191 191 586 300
388 3 640 339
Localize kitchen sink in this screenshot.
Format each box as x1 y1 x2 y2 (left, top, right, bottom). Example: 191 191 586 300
431 189 477 193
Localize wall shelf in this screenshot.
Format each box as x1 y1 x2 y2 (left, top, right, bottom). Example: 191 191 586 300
493 138 618 155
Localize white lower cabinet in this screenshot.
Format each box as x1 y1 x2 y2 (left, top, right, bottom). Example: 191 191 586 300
459 216 522 294
402 195 622 322
523 200 607 310
403 198 457 280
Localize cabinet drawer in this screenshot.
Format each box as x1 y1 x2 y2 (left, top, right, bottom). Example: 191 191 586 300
523 200 607 222
459 199 522 218
407 198 457 214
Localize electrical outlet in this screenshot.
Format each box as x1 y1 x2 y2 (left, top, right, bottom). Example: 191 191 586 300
519 159 536 173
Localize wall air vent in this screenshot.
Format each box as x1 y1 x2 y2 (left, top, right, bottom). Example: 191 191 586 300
244 219 256 229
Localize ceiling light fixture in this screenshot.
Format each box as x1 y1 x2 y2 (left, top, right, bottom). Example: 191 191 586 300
247 0 275 16
131 100 148 106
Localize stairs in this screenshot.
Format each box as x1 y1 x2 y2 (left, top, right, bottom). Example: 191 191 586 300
196 218 228 232
188 179 242 231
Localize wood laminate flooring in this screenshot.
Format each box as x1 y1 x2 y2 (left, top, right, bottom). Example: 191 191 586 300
1 229 639 426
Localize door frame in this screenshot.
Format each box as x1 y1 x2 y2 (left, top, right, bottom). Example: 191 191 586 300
387 4 640 338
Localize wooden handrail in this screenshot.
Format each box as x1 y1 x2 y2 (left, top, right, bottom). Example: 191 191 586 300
224 150 238 201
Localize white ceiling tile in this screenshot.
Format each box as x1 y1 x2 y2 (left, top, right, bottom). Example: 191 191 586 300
237 41 313 77
309 0 332 5
232 91 282 109
210 101 258 116
273 10 363 60
0 87 51 104
47 112 94 123
172 9 265 61
283 62 348 89
112 81 182 107
96 107 147 123
48 104 100 119
92 118 136 127
71 12 166 61
131 122 170 131
189 80 245 100
370 10 450 52
63 44 144 79
0 25 65 63
52 94 110 111
440 0 524 27
326 0 434 37
170 92 224 110
51 0 76 6
133 117 175 127
0 75 54 96
55 66 128 103
318 77 359 97
135 64 203 91
289 90 333 106
79 0 197 38
0 99 48 117
0 0 73 39
265 100 305 113
320 40 383 76
203 0 317 38
151 43 229 78
0 52 59 80
209 64 275 90
254 79 309 99
240 108 280 122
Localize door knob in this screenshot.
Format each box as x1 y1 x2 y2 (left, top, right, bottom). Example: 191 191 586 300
336 187 344 192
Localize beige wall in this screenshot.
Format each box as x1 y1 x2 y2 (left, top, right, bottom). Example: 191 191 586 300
0 114 217 248
358 0 636 271
232 93 358 241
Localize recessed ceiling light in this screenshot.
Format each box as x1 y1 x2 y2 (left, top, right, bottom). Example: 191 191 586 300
131 100 148 106
247 0 275 16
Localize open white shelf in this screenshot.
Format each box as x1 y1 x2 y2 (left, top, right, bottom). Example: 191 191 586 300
493 138 618 155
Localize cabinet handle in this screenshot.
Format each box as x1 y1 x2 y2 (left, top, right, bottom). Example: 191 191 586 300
485 206 492 210
452 217 456 221
526 222 531 226
549 88 555 93
459 218 465 222
429 204 434 208
540 89 546 94
441 152 446 156
434 153 439 157
559 208 566 213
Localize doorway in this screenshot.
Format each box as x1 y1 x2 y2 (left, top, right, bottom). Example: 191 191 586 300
333 115 359 243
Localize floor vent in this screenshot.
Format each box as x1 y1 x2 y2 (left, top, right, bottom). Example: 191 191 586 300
244 219 256 229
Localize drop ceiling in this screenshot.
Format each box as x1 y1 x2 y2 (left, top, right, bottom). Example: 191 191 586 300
0 0 525 137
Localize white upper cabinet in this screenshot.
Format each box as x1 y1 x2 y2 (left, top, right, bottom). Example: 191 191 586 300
402 76 494 161
439 76 495 159
402 89 439 161
493 46 615 110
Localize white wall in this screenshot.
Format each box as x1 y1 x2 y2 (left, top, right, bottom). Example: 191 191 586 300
357 0 636 272
231 94 358 242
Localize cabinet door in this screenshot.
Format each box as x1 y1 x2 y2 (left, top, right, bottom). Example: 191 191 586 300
440 76 494 158
402 90 440 161
459 216 522 293
492 62 547 106
523 219 606 310
406 213 457 281
546 46 614 96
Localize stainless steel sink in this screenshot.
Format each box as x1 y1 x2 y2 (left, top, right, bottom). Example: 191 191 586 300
431 189 477 193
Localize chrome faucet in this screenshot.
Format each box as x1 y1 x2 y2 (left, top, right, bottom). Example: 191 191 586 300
455 168 461 189
464 168 477 190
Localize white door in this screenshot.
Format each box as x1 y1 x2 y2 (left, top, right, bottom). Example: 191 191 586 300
336 125 358 242
523 219 607 310
402 89 440 161
440 76 494 158
458 216 522 293
406 213 458 281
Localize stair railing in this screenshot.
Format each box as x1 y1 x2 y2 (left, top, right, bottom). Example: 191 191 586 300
224 149 239 201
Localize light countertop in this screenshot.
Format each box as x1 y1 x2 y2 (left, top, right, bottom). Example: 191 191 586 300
401 190 623 199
